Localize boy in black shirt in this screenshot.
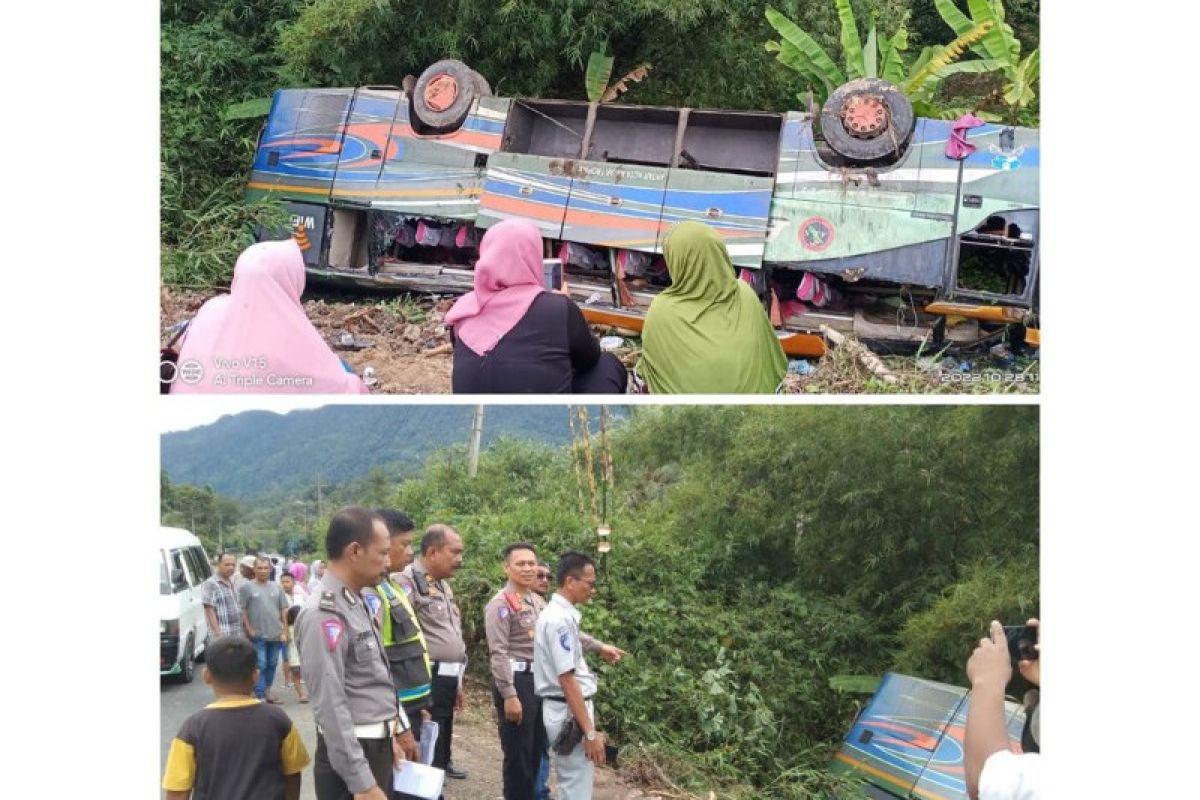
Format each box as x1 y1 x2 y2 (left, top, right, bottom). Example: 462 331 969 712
162 636 310 800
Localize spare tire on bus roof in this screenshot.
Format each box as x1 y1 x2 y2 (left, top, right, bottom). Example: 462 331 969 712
413 59 478 133
820 77 914 163
470 69 492 98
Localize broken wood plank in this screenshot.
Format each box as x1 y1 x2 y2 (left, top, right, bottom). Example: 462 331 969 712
820 324 898 384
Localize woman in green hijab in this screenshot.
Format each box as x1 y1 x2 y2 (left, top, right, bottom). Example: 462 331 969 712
638 221 787 393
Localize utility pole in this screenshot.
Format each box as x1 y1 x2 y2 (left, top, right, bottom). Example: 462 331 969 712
468 405 484 478
316 472 324 520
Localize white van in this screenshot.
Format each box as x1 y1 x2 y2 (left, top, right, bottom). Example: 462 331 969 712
160 526 213 682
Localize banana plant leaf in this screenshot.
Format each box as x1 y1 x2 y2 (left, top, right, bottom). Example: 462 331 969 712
864 21 878 79
835 0 864 79
585 51 615 103
766 5 846 88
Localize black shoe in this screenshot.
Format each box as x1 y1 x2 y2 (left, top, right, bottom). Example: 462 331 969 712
446 762 467 779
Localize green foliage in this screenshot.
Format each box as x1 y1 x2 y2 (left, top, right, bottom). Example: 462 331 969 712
893 554 1039 684
933 0 1039 124
585 50 615 103
766 0 1004 116
161 1 304 286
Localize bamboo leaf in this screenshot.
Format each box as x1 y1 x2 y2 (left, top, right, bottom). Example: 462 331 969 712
864 21 878 79
835 0 864 79
766 5 845 88
585 50 615 103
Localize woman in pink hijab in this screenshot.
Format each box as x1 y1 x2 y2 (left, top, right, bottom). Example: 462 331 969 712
446 219 626 393
170 239 368 394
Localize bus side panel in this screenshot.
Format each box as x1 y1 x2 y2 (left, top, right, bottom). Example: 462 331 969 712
366 98 509 221
246 89 353 200
477 153 572 239
659 170 773 269
560 161 669 253
330 89 402 202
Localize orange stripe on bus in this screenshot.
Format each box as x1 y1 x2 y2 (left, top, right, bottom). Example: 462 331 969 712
833 753 951 800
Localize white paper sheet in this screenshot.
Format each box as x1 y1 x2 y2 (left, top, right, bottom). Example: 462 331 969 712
419 719 439 766
392 760 445 799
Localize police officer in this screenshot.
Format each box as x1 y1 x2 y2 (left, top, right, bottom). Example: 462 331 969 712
394 524 468 779
484 542 546 800
533 551 628 800
362 510 434 746
296 507 420 800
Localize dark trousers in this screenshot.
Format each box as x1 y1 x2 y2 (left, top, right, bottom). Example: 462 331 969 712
430 673 460 770
492 671 544 800
314 733 392 800
572 352 628 394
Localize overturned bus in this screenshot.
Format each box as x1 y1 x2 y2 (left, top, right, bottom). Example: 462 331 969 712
247 60 1039 356
832 672 1030 799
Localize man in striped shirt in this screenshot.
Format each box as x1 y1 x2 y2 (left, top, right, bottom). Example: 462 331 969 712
202 553 244 638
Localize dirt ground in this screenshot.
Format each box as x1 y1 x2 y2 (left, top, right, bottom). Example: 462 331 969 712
161 287 1037 395
446 678 656 800
161 287 455 394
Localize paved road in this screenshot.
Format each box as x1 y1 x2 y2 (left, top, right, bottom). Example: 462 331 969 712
160 655 322 800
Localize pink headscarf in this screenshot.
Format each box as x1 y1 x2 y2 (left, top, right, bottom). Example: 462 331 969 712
444 219 546 355
288 561 308 583
171 239 368 394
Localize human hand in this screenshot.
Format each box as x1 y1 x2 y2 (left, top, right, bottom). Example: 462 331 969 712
420 708 432 723
583 732 606 765
966 620 1013 692
353 787 388 800
598 644 628 665
1017 618 1040 687
394 729 419 764
455 688 465 713
504 695 523 724
280 630 288 643
557 277 571 297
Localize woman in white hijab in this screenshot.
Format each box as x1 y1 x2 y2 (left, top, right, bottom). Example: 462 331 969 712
307 559 325 590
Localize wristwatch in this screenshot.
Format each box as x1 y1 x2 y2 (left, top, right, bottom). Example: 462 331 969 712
584 730 597 742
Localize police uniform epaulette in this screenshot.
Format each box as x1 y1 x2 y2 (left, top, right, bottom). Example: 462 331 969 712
503 591 522 613
319 591 337 612
412 570 432 596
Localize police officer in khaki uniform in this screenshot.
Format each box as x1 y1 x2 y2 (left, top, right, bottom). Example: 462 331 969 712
533 551 627 800
484 542 546 800
394 524 467 779
296 507 420 800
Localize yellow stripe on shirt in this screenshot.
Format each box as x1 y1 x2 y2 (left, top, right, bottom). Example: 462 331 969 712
280 724 311 775
161 738 197 791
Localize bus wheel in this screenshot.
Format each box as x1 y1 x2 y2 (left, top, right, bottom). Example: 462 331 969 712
413 59 478 133
820 78 914 163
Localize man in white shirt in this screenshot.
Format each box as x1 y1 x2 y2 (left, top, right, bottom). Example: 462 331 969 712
533 551 627 800
965 619 1041 800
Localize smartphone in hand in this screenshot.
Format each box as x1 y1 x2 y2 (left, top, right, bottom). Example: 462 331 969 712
1003 624 1039 661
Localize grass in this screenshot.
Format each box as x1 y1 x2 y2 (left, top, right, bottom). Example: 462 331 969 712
376 295 431 325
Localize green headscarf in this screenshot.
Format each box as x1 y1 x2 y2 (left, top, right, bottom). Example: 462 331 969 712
638 222 787 393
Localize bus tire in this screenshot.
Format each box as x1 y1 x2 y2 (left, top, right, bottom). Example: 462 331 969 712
413 59 477 133
820 78 914 163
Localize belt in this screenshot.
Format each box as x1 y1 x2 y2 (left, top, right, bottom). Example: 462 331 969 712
541 695 593 703
433 661 465 678
317 719 403 739
510 660 533 673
